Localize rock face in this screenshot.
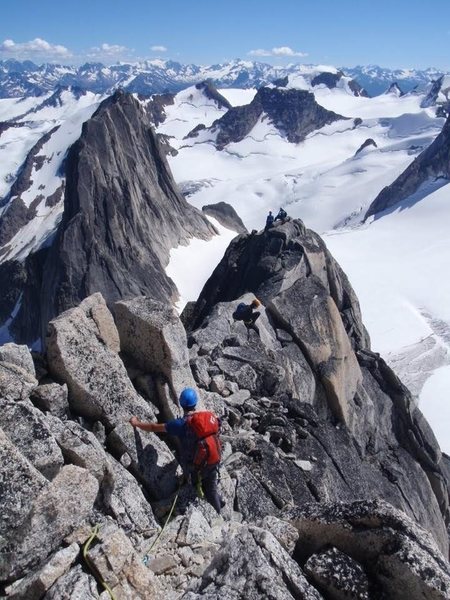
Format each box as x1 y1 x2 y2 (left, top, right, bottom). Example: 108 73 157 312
287 499 450 600
206 86 346 149
114 297 196 417
385 82 405 96
195 81 232 110
311 70 369 97
421 75 450 116
0 90 216 346
365 113 450 219
355 138 377 155
202 201 247 234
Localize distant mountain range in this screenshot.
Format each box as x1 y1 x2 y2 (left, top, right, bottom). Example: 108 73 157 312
0 58 447 98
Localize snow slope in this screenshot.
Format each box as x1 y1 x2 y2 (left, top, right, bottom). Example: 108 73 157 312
324 183 450 453
166 216 238 310
165 85 441 233
156 85 230 147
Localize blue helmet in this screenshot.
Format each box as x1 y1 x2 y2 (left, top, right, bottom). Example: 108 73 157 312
179 387 198 408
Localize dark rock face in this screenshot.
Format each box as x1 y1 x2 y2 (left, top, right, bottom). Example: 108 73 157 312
202 201 247 234
208 86 346 149
304 546 371 599
312 71 343 89
195 80 232 110
365 114 450 219
187 219 450 556
0 91 216 345
273 75 289 88
289 500 450 600
421 75 449 109
355 138 377 156
312 70 369 98
385 82 405 96
142 92 175 127
348 79 369 98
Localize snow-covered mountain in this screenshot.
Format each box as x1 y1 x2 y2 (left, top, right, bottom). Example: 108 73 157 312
344 64 446 96
1 58 447 99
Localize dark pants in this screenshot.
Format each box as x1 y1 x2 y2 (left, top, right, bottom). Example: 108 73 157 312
244 312 260 338
200 465 223 514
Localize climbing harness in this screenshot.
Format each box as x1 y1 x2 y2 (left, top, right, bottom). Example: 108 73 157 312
82 524 118 600
195 472 205 499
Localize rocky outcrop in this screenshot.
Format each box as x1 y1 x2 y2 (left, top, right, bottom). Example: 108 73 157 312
365 113 450 219
310 71 368 97
114 297 196 417
385 82 405 96
195 81 232 110
206 86 346 149
42 90 216 324
1 464 99 581
311 70 370 98
202 201 247 234
355 138 377 155
185 525 324 599
143 92 175 126
287 499 450 599
421 75 450 114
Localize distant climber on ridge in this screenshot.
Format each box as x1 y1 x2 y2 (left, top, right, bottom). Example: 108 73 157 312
274 207 288 222
265 211 274 231
232 298 261 339
129 388 224 514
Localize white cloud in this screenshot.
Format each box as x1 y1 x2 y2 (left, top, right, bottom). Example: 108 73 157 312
87 43 130 57
0 38 71 58
248 46 308 58
248 48 272 57
150 45 167 52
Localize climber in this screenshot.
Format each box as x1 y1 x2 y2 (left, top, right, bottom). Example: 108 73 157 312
232 298 261 339
265 211 274 231
129 388 224 514
274 207 288 222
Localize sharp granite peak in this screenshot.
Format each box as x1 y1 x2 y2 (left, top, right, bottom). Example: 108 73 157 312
0 90 216 345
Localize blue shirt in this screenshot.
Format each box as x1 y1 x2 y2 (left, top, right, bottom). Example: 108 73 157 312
165 417 188 438
165 415 197 467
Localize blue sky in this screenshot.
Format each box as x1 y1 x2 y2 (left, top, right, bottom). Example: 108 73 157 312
1 0 449 70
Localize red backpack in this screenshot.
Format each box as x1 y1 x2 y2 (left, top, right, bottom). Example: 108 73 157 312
186 411 221 469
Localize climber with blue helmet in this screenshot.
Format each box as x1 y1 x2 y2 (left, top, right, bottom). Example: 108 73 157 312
130 387 224 513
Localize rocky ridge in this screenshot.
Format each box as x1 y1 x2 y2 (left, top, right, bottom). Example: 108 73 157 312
192 86 346 150
0 218 449 599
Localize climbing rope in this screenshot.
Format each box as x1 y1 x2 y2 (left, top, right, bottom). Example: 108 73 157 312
82 524 118 600
142 487 180 566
